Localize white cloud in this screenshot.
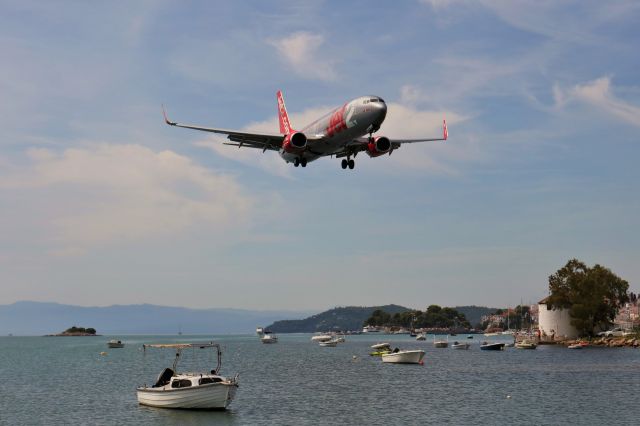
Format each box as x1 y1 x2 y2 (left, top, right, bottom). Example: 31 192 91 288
555 77 640 127
0 144 255 252
268 32 336 81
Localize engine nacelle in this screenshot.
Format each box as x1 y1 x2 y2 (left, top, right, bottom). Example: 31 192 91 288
282 132 307 153
366 136 391 157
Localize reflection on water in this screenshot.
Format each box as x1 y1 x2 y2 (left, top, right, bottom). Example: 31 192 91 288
2 334 639 425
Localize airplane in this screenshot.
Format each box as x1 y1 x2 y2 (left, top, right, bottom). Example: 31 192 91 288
162 90 447 170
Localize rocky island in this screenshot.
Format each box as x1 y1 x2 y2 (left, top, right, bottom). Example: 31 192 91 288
47 326 99 336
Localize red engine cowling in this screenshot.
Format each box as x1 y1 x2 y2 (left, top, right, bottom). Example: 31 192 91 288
367 136 391 157
282 132 307 153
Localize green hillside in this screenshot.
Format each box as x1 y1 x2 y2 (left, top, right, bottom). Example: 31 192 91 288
453 306 499 327
267 305 410 333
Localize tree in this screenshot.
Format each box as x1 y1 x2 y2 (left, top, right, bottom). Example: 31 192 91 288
547 259 629 336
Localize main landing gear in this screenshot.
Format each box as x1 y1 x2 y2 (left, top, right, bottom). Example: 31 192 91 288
341 158 355 170
294 158 307 167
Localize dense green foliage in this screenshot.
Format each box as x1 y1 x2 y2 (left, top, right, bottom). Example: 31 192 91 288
267 305 409 333
64 326 96 334
364 305 471 329
547 259 629 336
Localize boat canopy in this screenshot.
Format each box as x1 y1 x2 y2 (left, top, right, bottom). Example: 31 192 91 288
142 342 222 374
143 342 219 349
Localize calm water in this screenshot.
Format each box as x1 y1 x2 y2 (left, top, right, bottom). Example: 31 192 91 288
1 334 639 425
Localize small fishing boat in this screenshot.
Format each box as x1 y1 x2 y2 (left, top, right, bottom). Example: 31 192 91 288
137 342 238 410
381 349 425 364
515 340 537 349
260 332 278 344
480 342 505 351
107 340 124 348
311 334 333 342
369 342 392 356
433 336 449 348
451 341 470 350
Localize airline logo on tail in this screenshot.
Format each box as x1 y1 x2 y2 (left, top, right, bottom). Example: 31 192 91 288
277 90 292 135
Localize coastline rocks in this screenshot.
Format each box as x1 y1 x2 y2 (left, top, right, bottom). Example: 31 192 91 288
564 337 638 348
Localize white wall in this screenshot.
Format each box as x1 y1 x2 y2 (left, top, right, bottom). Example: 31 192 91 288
538 304 579 339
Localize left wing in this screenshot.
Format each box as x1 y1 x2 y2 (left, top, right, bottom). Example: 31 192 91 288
163 106 284 152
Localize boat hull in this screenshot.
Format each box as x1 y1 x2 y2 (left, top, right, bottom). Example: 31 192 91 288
137 383 237 409
381 350 425 364
480 343 505 351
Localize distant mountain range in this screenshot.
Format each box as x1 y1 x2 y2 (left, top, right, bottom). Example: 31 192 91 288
0 301 313 336
266 304 410 333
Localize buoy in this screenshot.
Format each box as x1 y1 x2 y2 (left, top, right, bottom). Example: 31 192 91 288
352 355 357 359
419 360 424 365
506 395 511 399
100 351 107 356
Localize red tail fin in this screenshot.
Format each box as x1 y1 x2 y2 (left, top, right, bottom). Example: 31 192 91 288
277 90 293 135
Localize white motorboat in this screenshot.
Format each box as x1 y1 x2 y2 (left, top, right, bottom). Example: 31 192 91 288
433 336 449 348
107 340 124 348
311 334 333 342
381 349 425 364
260 333 278 344
451 341 470 350
137 342 238 410
515 339 537 349
416 333 426 341
319 340 339 347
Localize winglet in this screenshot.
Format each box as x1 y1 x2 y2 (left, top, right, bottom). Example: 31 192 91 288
276 90 293 135
443 119 448 141
162 104 176 126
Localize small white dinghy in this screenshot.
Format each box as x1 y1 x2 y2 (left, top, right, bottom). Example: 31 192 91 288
137 342 238 410
451 341 470 350
381 349 425 364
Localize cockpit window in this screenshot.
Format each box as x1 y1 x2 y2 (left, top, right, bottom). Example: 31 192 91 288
378 97 385 103
370 98 378 102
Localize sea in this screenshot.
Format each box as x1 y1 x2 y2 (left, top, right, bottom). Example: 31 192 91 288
1 333 639 425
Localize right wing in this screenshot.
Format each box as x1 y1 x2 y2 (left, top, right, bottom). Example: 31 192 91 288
163 106 284 152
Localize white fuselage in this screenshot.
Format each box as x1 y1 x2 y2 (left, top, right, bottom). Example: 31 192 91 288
279 96 387 163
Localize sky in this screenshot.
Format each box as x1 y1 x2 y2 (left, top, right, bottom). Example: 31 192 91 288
1 0 639 312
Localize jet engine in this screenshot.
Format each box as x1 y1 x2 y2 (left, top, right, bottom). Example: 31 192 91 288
366 136 391 157
283 132 307 153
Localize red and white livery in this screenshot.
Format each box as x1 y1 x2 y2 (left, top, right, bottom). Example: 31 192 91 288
163 91 447 170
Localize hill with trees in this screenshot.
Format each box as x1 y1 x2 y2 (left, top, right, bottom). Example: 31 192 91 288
266 305 410 333
364 305 472 330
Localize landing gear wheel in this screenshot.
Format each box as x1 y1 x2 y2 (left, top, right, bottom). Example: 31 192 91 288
341 159 348 169
294 158 300 167
301 158 307 167
348 159 355 169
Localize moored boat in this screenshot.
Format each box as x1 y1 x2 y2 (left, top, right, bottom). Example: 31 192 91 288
261 332 278 344
311 334 333 342
319 340 339 347
416 333 426 341
514 340 537 349
480 342 505 351
369 342 392 356
433 336 449 348
451 341 470 350
381 349 425 364
137 342 238 410
108 340 124 348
